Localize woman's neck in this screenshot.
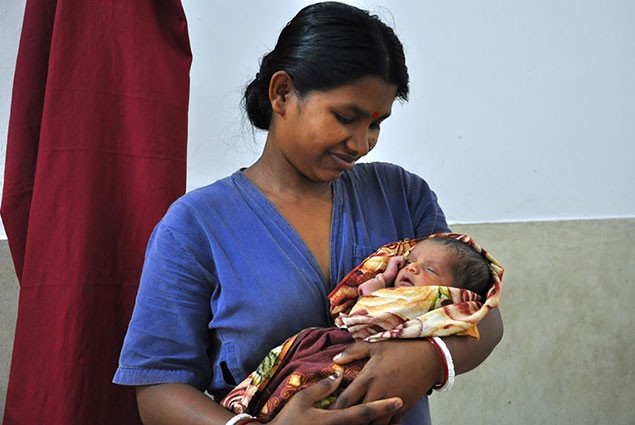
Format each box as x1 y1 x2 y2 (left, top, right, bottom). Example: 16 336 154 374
243 155 332 201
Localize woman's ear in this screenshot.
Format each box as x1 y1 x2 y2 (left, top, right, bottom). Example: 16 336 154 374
268 71 295 115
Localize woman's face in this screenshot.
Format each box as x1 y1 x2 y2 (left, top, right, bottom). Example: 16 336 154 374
272 75 398 183
394 240 455 288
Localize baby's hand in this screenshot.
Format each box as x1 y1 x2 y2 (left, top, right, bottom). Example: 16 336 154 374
358 276 386 296
357 256 405 297
382 255 405 282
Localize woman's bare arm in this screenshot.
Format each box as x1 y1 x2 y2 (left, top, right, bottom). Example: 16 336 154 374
136 376 404 425
444 307 503 374
137 383 234 425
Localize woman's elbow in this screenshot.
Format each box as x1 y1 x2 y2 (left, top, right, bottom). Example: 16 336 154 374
488 307 504 346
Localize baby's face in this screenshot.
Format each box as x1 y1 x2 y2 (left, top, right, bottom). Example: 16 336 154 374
394 240 454 288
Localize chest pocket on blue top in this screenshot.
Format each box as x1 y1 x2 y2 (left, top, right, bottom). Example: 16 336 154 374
353 244 376 266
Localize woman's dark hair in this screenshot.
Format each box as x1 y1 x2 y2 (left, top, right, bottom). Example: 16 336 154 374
429 237 493 298
244 1 410 130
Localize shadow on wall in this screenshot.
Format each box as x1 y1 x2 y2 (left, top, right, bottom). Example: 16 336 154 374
1 219 635 424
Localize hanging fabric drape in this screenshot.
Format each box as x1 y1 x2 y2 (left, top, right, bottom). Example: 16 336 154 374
1 0 191 423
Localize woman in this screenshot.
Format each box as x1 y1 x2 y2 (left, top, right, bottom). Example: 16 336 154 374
114 2 503 424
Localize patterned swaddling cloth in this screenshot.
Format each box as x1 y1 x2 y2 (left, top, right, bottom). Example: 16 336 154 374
220 233 504 422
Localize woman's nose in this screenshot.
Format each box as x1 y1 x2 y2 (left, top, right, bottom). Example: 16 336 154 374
347 128 371 156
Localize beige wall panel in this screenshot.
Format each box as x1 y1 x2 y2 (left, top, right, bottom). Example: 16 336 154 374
430 219 635 425
0 241 18 421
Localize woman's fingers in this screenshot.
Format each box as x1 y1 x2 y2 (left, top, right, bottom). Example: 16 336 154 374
331 342 374 409
293 372 343 405
333 341 373 365
333 397 403 425
275 372 402 425
273 373 343 424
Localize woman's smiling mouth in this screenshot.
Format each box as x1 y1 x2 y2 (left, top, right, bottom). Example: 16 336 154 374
330 152 358 170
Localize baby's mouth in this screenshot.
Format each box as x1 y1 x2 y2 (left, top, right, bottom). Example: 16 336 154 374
399 275 414 286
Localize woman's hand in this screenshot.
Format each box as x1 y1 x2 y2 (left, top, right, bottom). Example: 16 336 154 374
330 308 504 425
271 372 403 425
330 339 442 425
136 377 402 425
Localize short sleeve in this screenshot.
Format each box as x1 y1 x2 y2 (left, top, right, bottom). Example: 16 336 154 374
113 206 216 390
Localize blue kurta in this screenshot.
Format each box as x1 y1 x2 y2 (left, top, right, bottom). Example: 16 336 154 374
114 162 449 424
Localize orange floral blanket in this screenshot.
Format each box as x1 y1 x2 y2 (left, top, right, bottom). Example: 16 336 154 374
220 233 503 422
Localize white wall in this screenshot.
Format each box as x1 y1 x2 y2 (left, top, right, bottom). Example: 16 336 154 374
1 1 634 240
0 1 27 239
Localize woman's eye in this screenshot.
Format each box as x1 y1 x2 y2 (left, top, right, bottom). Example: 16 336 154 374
335 113 354 124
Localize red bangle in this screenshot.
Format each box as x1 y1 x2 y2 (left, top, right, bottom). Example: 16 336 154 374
426 337 448 389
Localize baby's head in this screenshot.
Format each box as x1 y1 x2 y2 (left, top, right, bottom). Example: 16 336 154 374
395 236 492 297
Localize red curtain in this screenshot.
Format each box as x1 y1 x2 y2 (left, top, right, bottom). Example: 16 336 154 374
1 0 191 423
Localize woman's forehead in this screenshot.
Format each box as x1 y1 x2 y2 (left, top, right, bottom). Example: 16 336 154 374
304 76 398 111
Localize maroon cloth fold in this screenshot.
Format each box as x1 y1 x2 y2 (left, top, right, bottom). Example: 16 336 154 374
1 1 191 423
253 327 365 422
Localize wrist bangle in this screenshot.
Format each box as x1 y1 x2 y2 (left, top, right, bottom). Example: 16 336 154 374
427 337 455 392
426 337 447 388
225 413 261 425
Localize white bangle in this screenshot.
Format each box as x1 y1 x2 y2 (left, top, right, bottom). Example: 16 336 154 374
225 413 259 425
431 336 455 392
